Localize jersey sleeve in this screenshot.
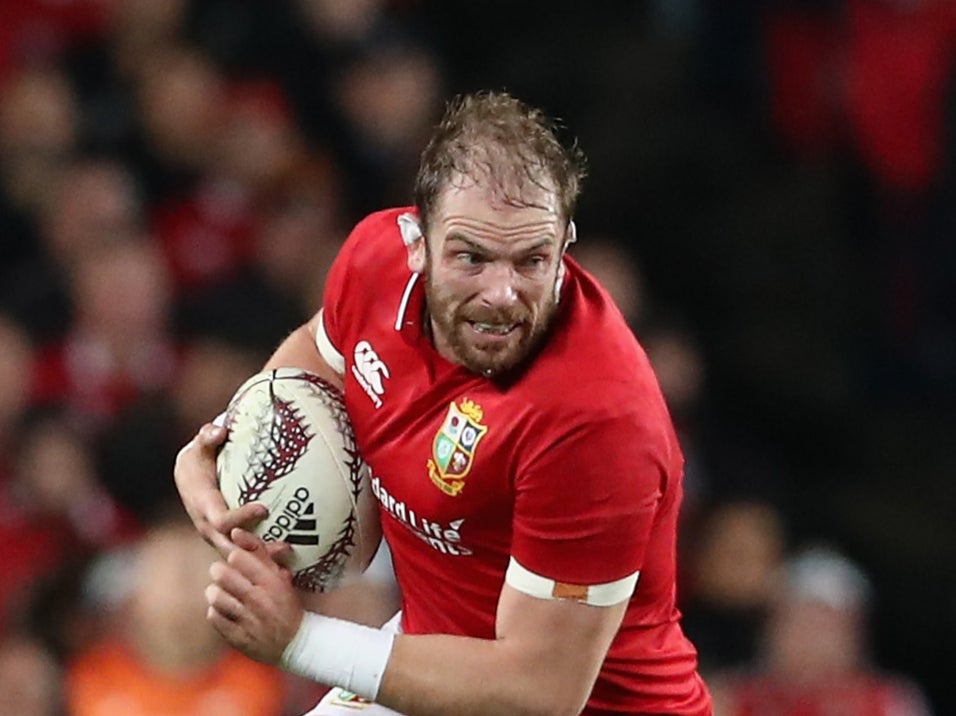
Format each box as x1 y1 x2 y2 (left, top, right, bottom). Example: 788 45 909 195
316 209 409 375
508 407 676 606
316 226 359 371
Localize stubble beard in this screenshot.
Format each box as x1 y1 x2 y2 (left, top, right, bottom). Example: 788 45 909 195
423 274 558 378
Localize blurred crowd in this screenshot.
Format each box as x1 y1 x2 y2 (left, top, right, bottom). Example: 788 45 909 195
0 0 953 714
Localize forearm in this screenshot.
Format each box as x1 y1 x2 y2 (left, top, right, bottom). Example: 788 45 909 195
212 537 600 715
373 587 624 716
282 587 622 716
377 632 594 716
301 574 401 628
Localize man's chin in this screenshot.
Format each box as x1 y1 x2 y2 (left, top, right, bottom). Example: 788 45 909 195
447 324 541 377
456 345 525 378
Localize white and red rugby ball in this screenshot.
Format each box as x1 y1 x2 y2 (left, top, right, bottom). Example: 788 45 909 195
216 367 380 592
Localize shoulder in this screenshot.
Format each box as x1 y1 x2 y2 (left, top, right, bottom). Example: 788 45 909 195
326 207 416 307
530 258 667 421
321 208 422 362
341 207 415 259
513 258 679 458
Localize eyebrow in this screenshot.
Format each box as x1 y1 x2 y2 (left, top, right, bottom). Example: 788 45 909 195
444 232 556 254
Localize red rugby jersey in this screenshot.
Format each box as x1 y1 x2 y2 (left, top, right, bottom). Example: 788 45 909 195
318 208 711 715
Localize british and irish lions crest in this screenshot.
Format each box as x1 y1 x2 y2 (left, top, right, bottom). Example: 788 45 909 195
427 399 488 496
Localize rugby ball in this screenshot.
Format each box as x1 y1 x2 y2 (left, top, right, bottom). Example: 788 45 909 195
216 367 380 592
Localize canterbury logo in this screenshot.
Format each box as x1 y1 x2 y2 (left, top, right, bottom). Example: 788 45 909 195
352 340 390 408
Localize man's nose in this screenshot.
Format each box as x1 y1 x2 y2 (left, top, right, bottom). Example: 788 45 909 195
479 262 519 307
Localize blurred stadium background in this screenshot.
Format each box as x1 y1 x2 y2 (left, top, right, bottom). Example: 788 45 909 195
0 1 953 714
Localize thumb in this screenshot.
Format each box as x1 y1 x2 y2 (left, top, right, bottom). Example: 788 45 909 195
197 422 228 449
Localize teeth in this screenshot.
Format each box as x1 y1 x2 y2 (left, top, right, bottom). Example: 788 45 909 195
473 322 513 335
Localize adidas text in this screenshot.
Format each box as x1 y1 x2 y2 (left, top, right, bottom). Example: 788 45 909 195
263 486 319 546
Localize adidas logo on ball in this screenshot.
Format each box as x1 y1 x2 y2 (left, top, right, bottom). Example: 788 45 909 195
263 486 319 546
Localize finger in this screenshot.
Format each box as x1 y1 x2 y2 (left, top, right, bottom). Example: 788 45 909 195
207 604 251 648
206 604 269 662
207 604 228 627
224 545 297 605
232 527 268 553
223 539 282 588
204 528 239 558
227 529 278 575
205 582 247 622
263 540 294 565
204 504 268 559
210 560 257 601
191 497 246 558
196 422 228 449
210 503 269 536
175 436 238 555
180 496 235 557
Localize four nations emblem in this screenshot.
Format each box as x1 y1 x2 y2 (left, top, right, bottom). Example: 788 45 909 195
427 398 487 496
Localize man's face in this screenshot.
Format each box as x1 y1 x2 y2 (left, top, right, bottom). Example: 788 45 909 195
409 177 566 377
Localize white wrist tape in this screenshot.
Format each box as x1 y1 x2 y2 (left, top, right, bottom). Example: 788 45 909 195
279 612 395 701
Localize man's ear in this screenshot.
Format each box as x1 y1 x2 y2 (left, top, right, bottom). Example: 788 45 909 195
407 238 426 274
398 213 426 273
554 220 575 303
563 220 577 254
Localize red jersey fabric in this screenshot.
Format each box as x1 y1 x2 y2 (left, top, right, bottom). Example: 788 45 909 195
321 208 710 715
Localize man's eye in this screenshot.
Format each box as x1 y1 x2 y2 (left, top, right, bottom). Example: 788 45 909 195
521 255 547 269
456 252 485 265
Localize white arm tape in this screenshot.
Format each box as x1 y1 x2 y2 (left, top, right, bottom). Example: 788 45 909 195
279 612 395 701
315 308 346 375
505 558 639 607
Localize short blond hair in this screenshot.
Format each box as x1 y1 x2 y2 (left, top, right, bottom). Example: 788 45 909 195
414 91 586 232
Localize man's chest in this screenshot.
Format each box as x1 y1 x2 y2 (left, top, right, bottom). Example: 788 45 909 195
340 331 525 551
